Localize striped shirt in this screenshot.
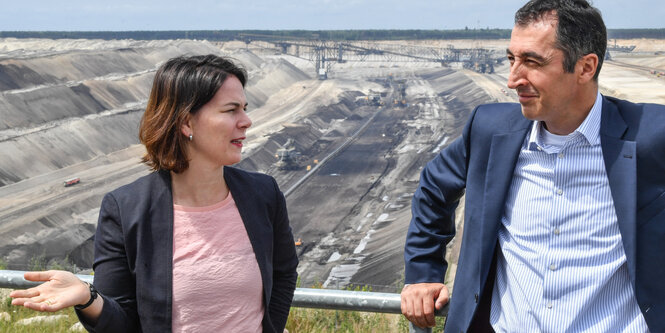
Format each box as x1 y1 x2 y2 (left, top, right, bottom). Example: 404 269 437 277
490 92 649 332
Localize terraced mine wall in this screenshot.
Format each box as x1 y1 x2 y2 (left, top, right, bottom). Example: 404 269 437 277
0 40 316 269
0 41 216 186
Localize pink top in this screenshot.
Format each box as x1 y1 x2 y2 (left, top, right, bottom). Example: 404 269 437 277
172 193 264 332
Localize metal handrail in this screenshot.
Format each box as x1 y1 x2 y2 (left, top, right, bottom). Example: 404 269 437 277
0 270 93 288
0 270 447 332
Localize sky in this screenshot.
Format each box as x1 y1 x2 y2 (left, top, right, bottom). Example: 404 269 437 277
1 0 663 31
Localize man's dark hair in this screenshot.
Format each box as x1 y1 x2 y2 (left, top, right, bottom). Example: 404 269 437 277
515 0 606 80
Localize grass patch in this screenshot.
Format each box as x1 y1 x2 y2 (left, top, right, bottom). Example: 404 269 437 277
286 307 411 333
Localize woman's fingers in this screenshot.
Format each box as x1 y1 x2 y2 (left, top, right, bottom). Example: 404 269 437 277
10 288 46 307
22 299 61 312
13 293 65 312
23 270 54 282
10 288 40 299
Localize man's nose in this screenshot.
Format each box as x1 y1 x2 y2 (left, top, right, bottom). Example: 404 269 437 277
507 63 526 89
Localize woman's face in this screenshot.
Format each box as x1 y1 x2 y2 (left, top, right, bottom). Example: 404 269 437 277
183 75 252 168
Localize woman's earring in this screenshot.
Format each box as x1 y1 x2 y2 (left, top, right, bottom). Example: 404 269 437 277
189 134 193 141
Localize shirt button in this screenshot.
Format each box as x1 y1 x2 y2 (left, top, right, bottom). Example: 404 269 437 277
556 189 563 195
558 152 564 159
549 264 557 271
547 302 553 309
554 228 560 235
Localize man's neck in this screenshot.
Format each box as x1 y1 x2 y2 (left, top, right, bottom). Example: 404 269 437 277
544 85 598 135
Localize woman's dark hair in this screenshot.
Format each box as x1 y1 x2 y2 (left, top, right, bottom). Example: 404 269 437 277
515 0 606 80
139 54 247 173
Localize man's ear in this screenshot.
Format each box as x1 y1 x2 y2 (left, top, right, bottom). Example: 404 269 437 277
577 53 599 83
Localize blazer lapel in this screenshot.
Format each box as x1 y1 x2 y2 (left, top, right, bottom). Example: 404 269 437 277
600 98 637 286
479 116 531 280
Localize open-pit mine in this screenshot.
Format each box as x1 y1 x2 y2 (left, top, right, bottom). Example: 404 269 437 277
1 36 664 292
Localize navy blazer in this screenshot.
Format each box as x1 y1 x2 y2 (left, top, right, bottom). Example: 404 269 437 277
78 166 298 332
405 96 665 332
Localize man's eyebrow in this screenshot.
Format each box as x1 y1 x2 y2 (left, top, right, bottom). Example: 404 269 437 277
506 49 546 62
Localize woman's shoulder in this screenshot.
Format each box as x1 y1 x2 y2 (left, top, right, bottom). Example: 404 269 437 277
224 166 284 205
224 166 276 186
107 170 170 200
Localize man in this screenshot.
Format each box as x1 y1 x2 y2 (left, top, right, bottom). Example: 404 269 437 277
401 0 664 332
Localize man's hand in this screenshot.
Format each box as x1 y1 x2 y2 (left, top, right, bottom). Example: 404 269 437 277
400 282 449 328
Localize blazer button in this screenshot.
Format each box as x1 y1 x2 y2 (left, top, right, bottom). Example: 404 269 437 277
474 293 479 303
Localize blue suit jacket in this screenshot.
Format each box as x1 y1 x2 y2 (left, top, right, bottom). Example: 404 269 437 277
78 166 298 332
405 96 665 332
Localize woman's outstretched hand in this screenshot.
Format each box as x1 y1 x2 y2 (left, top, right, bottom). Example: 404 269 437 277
10 270 90 312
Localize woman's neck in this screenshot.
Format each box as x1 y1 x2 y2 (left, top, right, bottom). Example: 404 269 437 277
170 166 229 207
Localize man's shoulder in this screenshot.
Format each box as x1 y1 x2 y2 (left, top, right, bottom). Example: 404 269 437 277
469 102 527 134
604 96 665 132
473 102 523 121
605 95 665 114
476 102 522 113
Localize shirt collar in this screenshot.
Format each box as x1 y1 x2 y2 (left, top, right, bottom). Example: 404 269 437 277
527 91 603 150
575 91 603 146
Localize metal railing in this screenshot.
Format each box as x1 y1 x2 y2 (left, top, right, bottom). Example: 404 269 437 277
0 270 447 332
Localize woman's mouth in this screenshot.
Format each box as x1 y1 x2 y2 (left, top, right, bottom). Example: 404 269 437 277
231 138 244 147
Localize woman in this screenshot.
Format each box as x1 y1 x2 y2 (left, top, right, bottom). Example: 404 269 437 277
10 54 299 332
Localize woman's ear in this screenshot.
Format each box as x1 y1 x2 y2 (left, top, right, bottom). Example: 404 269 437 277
180 114 193 138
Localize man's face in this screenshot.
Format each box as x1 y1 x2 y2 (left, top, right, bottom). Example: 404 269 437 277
507 18 581 134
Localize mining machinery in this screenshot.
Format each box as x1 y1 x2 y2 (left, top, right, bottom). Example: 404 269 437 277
393 79 408 107
366 90 384 106
275 139 300 170
237 35 505 79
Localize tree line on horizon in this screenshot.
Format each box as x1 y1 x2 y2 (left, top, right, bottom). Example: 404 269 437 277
1 29 664 41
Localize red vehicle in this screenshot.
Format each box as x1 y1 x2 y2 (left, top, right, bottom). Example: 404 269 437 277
64 177 80 187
